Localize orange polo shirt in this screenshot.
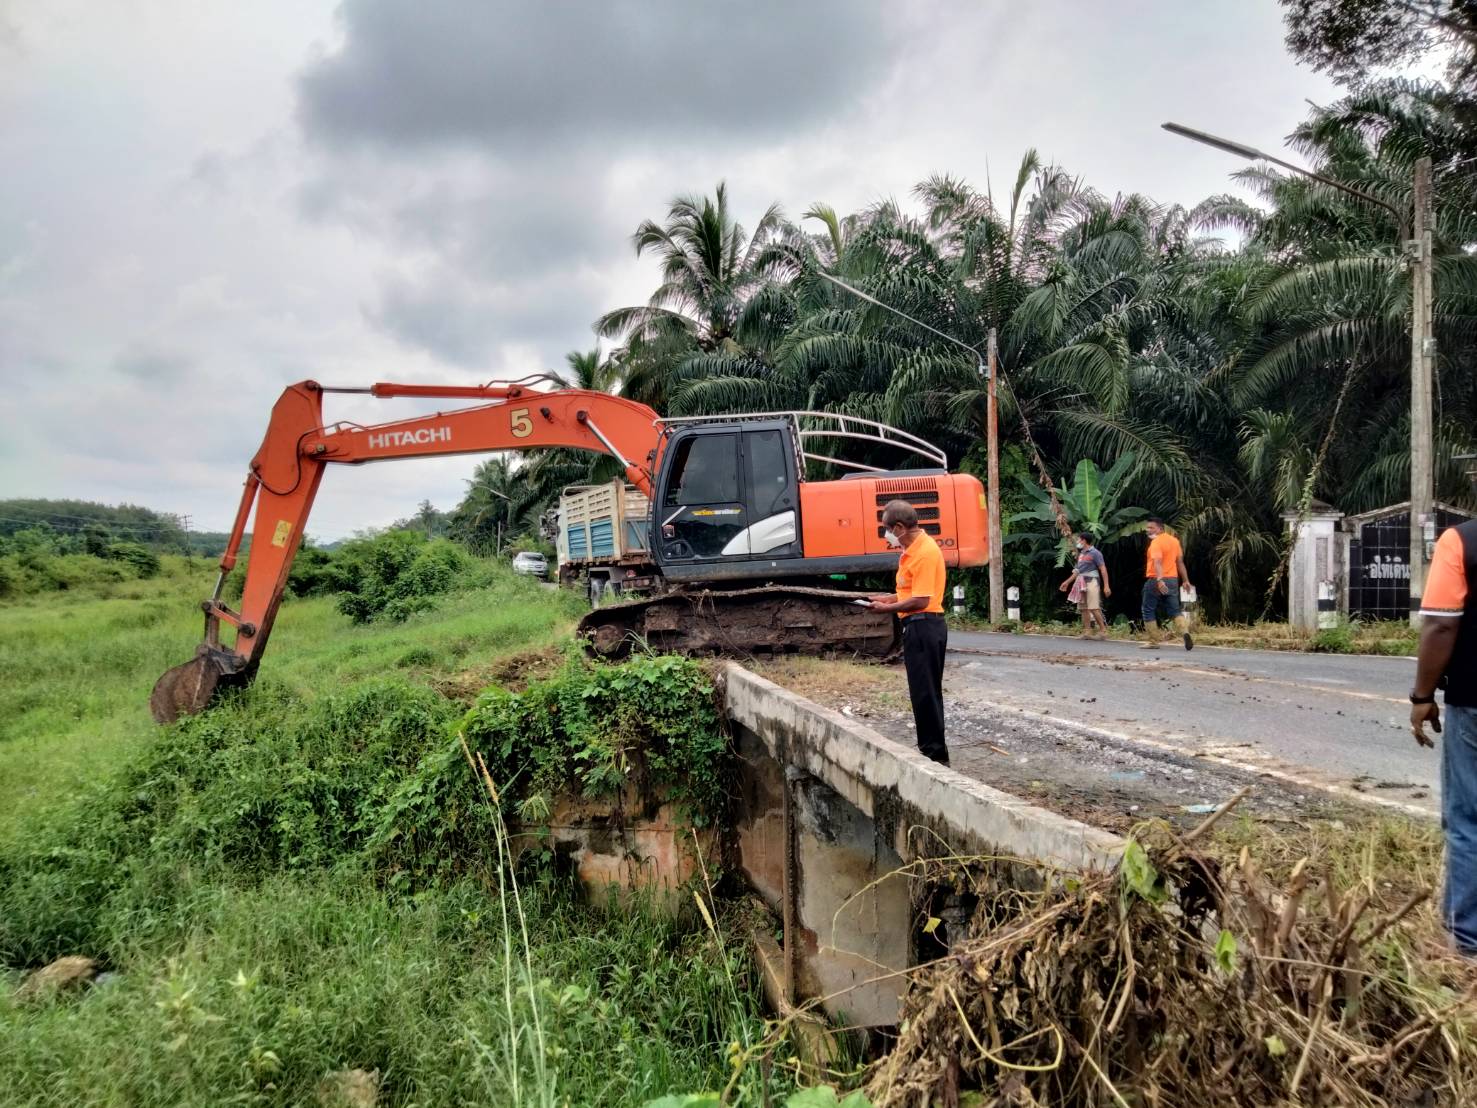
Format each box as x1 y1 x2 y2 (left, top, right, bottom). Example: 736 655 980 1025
896 531 946 614
1420 527 1467 618
1145 532 1183 579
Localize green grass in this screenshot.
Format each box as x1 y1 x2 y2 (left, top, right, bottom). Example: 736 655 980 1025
0 557 579 848
0 872 762 1107
0 561 783 1106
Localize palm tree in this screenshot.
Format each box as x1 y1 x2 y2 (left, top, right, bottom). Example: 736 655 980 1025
451 458 543 555
1214 79 1477 516
596 183 785 410
540 78 1477 621
560 348 621 393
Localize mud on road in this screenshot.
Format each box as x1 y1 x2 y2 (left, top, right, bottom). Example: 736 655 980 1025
754 656 1373 837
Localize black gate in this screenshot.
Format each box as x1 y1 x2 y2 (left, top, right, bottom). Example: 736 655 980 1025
1348 508 1472 620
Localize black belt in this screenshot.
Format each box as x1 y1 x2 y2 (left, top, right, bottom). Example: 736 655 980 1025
901 612 944 623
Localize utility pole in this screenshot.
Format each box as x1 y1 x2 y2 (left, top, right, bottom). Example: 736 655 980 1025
986 329 1004 624
1162 123 1440 630
1409 155 1435 627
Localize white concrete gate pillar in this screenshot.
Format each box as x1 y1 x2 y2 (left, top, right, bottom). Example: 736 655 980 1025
1282 504 1345 630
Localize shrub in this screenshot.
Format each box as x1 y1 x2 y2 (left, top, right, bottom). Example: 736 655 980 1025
18 553 130 593
505 534 556 560
104 541 161 578
467 653 727 821
214 532 502 617
0 678 456 964
371 654 728 887
335 531 470 623
0 652 729 960
1311 621 1356 654
286 542 343 597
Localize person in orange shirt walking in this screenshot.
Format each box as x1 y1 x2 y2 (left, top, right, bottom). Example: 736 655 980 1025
869 500 950 765
1140 518 1193 651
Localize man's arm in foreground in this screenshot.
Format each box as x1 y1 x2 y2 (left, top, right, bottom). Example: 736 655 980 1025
1411 617 1460 746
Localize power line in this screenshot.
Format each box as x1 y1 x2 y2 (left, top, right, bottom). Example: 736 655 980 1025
0 516 192 537
814 270 1075 539
0 508 186 523
815 272 985 362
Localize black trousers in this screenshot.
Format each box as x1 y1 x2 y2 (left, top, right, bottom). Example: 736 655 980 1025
902 614 948 765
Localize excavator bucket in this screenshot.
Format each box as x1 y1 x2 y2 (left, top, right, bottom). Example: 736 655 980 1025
149 652 248 724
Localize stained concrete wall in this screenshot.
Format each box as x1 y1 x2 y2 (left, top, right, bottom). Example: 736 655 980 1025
723 663 1123 1027
507 785 717 910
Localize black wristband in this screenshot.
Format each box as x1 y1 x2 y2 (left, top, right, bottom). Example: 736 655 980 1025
1409 691 1436 705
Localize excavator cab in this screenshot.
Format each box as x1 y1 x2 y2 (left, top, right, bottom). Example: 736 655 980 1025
652 420 800 566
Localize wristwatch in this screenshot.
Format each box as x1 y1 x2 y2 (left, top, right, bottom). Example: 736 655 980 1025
1409 690 1436 705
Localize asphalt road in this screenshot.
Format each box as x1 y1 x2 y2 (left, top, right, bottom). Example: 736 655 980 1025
941 631 1435 815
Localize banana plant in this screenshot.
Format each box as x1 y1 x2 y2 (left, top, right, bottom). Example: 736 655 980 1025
1006 453 1148 566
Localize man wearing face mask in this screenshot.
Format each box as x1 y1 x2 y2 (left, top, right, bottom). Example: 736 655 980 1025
869 500 950 765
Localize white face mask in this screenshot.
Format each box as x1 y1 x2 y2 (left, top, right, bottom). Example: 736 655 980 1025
884 529 904 549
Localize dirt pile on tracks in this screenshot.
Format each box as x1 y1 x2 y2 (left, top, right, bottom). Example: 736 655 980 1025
866 811 1477 1107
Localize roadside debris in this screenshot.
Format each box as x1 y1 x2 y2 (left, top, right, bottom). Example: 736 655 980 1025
866 796 1475 1106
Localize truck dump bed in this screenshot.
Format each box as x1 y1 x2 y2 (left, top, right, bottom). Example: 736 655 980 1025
557 480 650 568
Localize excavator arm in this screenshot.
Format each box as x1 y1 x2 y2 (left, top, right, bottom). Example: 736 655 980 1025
150 378 663 723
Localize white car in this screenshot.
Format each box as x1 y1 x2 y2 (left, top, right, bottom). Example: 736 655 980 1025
511 551 548 578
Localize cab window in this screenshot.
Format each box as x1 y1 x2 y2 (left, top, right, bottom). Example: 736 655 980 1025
745 429 792 518
664 434 739 506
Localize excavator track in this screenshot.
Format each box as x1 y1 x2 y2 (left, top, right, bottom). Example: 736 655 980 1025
576 585 901 661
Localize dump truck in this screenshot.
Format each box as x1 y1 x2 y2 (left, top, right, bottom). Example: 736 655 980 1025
556 480 655 603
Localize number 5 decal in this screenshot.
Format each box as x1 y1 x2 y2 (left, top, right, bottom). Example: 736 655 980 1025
510 408 532 438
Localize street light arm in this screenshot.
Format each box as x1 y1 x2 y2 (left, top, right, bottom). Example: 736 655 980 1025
1162 121 1406 230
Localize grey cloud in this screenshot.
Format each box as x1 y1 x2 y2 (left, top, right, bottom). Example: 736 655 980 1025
299 153 624 277
298 0 896 153
394 163 639 280
371 274 495 366
188 151 231 195
369 264 605 368
0 10 20 57
290 1 905 367
113 343 192 382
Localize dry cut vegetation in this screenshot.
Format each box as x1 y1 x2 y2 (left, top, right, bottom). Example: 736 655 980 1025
864 800 1477 1107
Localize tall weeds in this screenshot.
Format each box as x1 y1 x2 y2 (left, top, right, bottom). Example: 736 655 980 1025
1 570 769 1105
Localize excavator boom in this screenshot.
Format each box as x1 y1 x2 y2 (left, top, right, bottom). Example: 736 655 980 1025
151 379 664 722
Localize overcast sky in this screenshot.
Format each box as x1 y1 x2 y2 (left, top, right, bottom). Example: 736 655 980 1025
0 0 1339 540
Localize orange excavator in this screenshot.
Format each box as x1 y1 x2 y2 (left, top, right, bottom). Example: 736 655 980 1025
151 377 989 722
